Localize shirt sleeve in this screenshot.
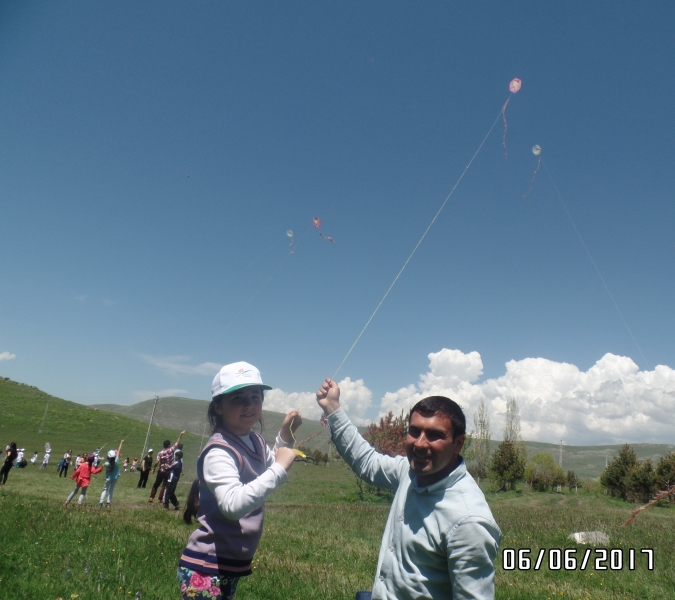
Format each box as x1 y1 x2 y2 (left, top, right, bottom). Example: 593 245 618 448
446 517 501 600
328 407 405 491
204 447 288 520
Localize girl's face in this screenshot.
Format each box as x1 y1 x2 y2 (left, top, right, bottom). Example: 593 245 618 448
214 386 264 436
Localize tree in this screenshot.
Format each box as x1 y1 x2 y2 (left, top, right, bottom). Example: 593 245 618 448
467 398 491 483
600 444 639 500
524 453 565 492
489 441 526 491
364 411 408 457
567 470 581 493
626 459 657 503
489 397 527 491
655 452 675 501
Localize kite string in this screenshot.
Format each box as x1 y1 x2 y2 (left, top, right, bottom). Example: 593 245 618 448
501 96 511 159
543 163 650 370
331 106 505 380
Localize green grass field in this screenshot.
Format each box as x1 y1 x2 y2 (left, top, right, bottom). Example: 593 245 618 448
1 378 674 599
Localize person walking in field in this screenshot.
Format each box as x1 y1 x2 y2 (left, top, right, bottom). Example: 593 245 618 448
123 457 129 472
64 453 103 506
58 450 72 477
149 430 185 503
130 457 138 472
315 378 502 600
30 451 38 465
178 362 301 600
0 443 18 485
159 442 185 504
99 440 124 508
163 449 183 510
137 450 153 488
39 448 51 469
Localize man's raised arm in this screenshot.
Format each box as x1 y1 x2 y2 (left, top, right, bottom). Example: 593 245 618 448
316 378 404 491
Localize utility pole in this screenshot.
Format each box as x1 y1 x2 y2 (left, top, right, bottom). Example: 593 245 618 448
559 439 565 469
141 396 159 461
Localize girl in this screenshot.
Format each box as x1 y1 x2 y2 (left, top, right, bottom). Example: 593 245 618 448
123 457 129 472
130 457 138 472
64 453 102 506
99 440 124 507
178 361 302 600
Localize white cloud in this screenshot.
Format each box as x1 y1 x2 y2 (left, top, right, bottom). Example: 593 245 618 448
264 377 373 426
133 389 189 401
377 348 675 446
141 355 221 376
0 352 16 362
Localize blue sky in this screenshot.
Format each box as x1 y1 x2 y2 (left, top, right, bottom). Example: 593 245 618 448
1 2 674 443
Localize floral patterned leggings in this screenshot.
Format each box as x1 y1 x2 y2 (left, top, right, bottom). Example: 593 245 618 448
177 566 241 600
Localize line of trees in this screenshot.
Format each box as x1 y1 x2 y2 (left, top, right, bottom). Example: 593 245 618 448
600 445 675 503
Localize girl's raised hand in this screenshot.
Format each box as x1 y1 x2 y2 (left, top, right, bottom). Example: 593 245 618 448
274 447 297 472
280 409 302 444
316 378 340 415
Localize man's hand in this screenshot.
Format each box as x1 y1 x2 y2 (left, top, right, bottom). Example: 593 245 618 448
274 447 297 472
280 409 302 444
316 378 340 416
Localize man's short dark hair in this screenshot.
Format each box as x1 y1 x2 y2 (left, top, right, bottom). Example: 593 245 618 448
163 439 171 448
409 396 466 438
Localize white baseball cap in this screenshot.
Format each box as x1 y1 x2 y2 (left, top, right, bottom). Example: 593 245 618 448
211 361 272 399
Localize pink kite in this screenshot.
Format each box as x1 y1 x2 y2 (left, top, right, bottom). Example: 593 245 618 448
312 217 322 229
502 78 522 159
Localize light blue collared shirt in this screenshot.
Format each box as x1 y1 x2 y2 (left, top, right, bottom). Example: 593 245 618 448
328 407 501 600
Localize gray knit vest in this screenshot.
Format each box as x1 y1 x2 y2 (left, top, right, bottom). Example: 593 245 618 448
180 429 267 577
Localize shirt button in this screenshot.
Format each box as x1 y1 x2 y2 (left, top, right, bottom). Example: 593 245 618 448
399 515 403 521
389 546 394 552
379 575 384 582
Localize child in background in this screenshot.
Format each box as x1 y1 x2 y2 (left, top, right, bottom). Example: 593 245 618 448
163 450 183 510
39 449 51 469
130 457 138 472
178 362 302 600
123 457 129 472
0 443 18 485
100 440 124 508
64 453 102 506
30 451 38 465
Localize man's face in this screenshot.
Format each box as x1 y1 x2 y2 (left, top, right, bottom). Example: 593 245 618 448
405 411 466 486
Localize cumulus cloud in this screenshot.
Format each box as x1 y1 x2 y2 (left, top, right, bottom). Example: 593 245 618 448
133 389 189 401
0 352 16 362
141 355 221 376
377 348 675 446
264 377 373 426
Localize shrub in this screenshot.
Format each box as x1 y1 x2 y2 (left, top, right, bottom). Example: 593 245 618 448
524 453 565 492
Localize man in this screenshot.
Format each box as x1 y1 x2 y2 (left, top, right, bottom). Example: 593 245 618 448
137 450 153 489
148 430 185 503
316 378 501 600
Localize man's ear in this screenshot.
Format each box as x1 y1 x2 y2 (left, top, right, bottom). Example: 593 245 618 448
453 434 467 453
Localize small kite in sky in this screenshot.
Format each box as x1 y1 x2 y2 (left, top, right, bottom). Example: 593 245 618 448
287 230 294 253
502 78 522 159
312 217 322 228
319 233 335 243
524 145 542 198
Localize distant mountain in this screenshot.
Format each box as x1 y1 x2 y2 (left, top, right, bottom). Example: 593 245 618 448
92 397 337 451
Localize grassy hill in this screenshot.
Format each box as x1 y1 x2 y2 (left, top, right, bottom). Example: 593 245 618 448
0 378 203 479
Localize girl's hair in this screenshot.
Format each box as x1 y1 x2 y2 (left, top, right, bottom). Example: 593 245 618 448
183 479 200 525
9 442 16 450
87 454 95 466
207 387 265 434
